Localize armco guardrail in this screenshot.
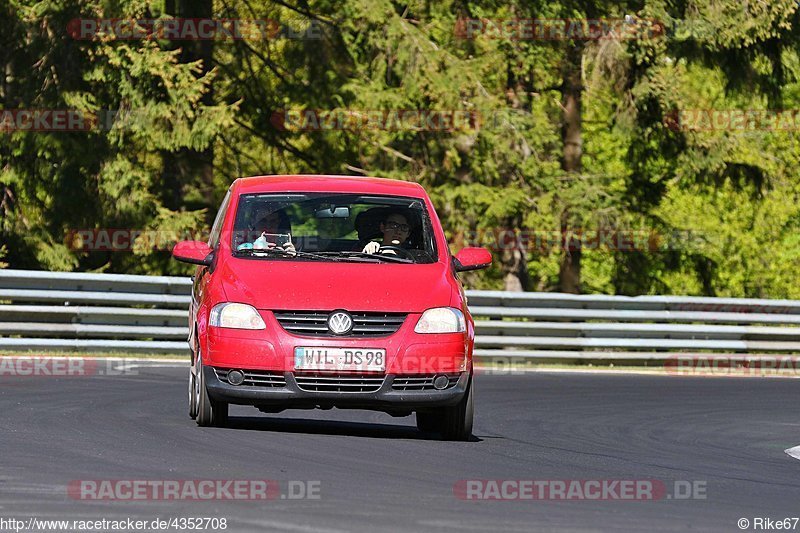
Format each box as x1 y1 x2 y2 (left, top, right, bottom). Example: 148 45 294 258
1 269 800 361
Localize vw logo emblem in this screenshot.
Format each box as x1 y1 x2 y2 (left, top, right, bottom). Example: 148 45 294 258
327 311 353 335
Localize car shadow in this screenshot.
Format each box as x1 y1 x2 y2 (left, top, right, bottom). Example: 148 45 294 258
223 415 482 442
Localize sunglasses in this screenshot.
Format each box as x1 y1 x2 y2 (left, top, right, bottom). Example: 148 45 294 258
384 221 410 232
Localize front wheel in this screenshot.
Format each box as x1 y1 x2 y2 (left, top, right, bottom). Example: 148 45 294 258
195 353 228 428
188 360 198 419
438 377 473 441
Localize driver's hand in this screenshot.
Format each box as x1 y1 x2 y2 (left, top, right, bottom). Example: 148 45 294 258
282 241 297 257
362 241 380 254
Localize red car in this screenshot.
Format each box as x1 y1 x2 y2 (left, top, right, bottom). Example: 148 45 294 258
172 175 491 440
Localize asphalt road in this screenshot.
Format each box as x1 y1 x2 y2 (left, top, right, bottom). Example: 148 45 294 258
2 363 800 532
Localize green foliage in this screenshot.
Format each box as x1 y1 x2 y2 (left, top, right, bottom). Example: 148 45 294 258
1 0 234 274
2 0 799 297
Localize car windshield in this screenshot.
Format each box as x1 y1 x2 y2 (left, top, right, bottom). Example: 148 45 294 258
230 192 437 264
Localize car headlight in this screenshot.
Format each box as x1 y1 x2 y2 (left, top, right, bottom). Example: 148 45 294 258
414 307 466 334
209 303 266 330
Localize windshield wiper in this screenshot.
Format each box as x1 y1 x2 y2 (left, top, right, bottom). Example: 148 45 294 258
311 251 413 264
234 248 380 262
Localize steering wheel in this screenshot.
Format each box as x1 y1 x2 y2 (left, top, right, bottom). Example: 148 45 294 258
378 245 414 260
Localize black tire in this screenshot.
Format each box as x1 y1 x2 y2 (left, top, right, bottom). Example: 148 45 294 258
188 361 198 420
438 377 473 441
416 411 441 433
195 355 228 428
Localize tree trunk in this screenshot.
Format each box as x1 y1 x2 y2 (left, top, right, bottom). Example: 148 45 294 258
559 43 583 294
496 56 532 293
501 216 530 292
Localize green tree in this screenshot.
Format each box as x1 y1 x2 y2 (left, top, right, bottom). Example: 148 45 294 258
0 0 233 274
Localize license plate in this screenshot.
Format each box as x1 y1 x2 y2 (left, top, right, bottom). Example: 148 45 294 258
294 347 386 372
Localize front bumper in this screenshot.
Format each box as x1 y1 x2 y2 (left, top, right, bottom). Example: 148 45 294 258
204 366 469 412
202 310 471 375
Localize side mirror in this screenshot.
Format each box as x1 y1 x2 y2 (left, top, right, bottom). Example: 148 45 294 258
453 247 492 272
172 241 214 266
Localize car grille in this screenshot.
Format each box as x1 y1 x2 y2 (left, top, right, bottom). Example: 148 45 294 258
392 375 460 391
214 368 286 387
274 311 406 337
293 373 386 393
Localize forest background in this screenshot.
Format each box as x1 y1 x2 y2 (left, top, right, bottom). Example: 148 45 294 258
2 0 800 297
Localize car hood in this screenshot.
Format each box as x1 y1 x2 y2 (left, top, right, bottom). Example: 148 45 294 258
217 257 454 313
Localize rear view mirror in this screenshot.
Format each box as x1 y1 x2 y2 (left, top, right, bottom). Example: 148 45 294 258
315 206 350 218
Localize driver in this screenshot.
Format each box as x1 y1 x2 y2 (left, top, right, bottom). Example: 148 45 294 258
362 212 412 255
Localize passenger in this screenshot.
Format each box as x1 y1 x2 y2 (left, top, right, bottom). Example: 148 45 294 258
247 207 296 255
